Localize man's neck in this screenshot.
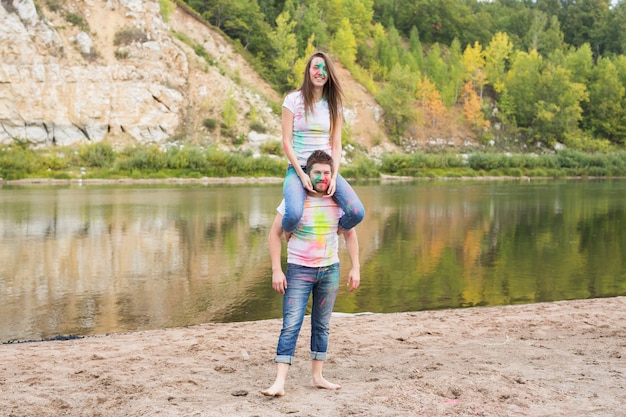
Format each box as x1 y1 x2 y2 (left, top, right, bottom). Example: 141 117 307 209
307 190 326 198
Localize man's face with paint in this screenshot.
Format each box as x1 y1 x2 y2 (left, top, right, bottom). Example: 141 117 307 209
310 57 328 88
309 162 332 194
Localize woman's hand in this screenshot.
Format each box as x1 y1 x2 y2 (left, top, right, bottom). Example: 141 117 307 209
299 172 313 192
327 177 337 196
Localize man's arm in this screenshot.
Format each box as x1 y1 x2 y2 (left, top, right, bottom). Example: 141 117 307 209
269 213 288 294
342 228 360 292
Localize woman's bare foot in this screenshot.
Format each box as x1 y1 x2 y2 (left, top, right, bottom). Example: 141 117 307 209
260 383 285 397
312 376 341 390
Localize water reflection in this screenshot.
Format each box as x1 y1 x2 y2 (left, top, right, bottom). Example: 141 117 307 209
1 180 625 342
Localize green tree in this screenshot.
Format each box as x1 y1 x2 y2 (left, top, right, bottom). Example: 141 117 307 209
343 0 375 42
408 26 423 72
501 49 543 129
533 63 587 145
292 35 318 89
444 38 464 106
524 11 565 56
269 11 298 92
222 92 238 130
377 63 417 137
604 0 626 55
422 43 447 97
331 18 358 67
563 43 593 85
584 57 626 143
293 1 328 52
539 15 566 55
560 0 611 57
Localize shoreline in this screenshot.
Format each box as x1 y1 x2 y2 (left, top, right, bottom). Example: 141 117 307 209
1 296 624 416
2 174 625 186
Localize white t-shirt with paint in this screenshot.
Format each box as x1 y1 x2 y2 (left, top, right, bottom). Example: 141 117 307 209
282 90 333 167
277 196 344 267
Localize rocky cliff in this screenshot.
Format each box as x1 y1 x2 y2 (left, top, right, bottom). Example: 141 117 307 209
0 0 388 153
0 0 284 147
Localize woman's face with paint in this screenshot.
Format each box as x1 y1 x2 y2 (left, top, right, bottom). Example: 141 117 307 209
309 57 328 88
309 163 332 193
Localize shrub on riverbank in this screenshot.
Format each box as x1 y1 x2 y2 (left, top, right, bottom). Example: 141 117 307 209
2 142 626 181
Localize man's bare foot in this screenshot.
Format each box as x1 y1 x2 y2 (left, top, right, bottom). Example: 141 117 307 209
260 383 285 397
312 376 341 390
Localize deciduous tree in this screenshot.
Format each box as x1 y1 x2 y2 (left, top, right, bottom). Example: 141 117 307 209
484 32 513 94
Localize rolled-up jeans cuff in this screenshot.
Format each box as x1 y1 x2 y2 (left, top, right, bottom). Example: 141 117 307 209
310 351 327 361
274 355 293 365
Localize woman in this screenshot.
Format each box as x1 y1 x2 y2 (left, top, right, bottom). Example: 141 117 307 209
281 51 365 233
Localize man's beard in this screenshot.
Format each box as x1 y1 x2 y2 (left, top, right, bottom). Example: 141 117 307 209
313 181 329 193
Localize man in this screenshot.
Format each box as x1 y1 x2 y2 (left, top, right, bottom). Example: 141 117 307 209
261 150 361 397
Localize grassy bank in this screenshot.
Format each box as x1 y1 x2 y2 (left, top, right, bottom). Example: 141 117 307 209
2 142 626 182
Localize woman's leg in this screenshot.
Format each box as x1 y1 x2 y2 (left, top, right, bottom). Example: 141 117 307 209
282 166 307 233
333 174 365 231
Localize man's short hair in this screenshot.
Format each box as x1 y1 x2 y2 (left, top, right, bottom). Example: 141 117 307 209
306 150 334 173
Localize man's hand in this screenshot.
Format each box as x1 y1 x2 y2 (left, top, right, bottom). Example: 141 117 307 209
346 267 360 292
272 270 288 294
342 228 360 292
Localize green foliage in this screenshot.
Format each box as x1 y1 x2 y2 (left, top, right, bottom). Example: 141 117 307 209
114 49 130 60
173 31 216 66
202 118 217 130
584 57 626 143
114 27 149 46
249 121 267 133
79 142 115 167
221 95 237 130
118 145 167 172
376 64 418 138
340 157 380 179
0 146 42 180
331 18 357 67
158 0 175 22
166 0 626 148
165 146 208 170
65 12 89 31
45 0 63 13
259 140 282 156
268 11 298 92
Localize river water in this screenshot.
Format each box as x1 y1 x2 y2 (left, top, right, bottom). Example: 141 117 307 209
1 179 625 342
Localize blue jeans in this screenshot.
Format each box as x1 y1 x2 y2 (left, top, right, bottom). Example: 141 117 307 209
275 263 340 364
282 165 365 233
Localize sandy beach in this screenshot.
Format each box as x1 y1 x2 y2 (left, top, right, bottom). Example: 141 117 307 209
1 296 624 417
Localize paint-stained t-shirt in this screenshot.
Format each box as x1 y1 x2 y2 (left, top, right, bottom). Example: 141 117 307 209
277 197 344 267
283 90 333 167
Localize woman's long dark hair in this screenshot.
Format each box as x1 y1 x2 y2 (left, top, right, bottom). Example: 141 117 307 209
299 51 344 137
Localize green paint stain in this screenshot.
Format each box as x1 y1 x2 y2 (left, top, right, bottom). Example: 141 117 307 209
315 62 327 79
